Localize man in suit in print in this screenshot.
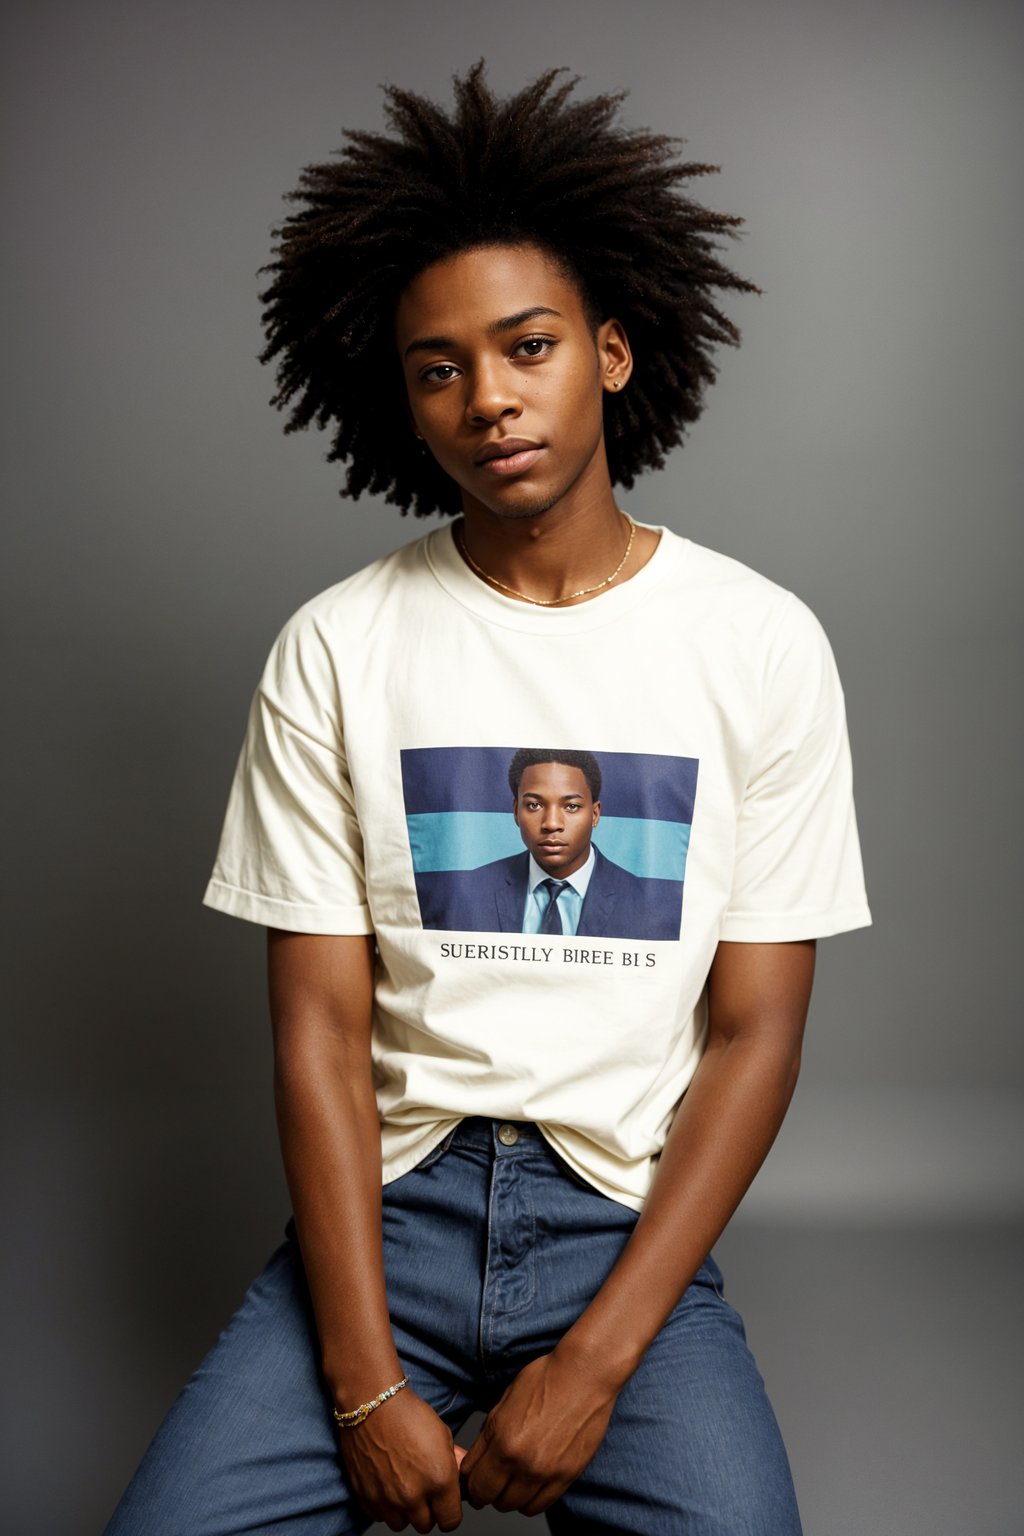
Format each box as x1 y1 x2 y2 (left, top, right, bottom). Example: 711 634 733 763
418 749 679 941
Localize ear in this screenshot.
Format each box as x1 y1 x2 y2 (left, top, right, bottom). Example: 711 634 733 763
592 800 601 828
512 796 520 827
597 319 633 395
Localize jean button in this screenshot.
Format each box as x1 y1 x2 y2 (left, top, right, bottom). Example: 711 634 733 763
497 1123 519 1146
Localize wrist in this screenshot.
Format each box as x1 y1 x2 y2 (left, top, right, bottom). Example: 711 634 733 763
334 1373 410 1428
323 1350 405 1412
553 1326 640 1396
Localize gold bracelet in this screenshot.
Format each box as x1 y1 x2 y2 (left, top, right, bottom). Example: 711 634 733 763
333 1374 409 1429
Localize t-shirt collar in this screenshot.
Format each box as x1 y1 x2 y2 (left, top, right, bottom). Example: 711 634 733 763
423 517 682 634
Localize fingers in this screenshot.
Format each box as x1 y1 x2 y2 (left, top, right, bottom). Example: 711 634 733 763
493 1475 557 1515
466 1476 512 1513
460 1443 566 1516
465 1470 562 1518
461 1457 511 1512
521 1480 564 1517
431 1480 464 1531
456 1426 496 1506
428 1447 464 1530
403 1459 465 1532
381 1492 463 1533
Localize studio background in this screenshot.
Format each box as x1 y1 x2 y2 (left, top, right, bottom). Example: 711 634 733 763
3 1 1021 1531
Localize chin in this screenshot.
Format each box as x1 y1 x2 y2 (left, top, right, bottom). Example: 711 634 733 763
485 493 563 522
469 478 571 521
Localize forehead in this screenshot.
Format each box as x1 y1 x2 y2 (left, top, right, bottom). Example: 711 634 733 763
394 244 588 347
517 762 592 800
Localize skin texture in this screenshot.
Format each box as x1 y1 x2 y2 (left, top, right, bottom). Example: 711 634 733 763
394 244 661 607
513 762 599 879
269 242 819 1529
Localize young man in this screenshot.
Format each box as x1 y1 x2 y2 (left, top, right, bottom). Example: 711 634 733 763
107 65 870 1535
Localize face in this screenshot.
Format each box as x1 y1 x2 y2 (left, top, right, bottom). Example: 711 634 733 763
513 762 601 879
394 244 631 521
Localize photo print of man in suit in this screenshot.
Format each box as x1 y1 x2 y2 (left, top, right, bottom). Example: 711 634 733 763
421 749 680 941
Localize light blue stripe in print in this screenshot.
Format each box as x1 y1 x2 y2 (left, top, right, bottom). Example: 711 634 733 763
407 812 521 873
406 811 690 880
595 818 690 882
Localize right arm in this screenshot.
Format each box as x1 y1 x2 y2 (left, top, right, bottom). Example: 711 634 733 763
268 929 463 1534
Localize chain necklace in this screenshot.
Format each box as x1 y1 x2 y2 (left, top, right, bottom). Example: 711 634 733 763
456 513 636 607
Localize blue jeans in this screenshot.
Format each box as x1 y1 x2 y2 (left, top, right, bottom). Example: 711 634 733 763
106 1118 802 1534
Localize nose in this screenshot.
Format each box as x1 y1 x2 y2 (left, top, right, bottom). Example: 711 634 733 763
465 358 522 426
540 806 564 833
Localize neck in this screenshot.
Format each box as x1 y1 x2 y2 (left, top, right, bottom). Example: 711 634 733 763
457 490 652 607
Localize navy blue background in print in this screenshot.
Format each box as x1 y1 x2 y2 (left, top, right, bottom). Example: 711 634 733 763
401 747 699 941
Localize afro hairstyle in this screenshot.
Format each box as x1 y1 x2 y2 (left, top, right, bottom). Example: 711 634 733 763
259 62 758 517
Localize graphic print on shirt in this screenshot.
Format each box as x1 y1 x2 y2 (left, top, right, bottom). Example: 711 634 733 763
401 746 698 942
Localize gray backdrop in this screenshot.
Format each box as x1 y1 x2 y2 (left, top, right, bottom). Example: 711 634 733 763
3 1 1021 1532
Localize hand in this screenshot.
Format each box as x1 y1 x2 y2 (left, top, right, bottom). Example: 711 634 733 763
337 1386 464 1532
459 1350 620 1516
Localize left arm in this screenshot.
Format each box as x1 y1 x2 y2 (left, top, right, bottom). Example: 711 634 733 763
460 938 816 1517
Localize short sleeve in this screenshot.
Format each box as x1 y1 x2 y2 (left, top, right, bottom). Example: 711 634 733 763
202 609 373 935
719 593 872 941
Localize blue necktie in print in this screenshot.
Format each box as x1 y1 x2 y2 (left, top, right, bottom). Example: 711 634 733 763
540 878 570 935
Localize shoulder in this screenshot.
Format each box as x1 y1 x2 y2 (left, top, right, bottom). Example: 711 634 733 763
277 527 444 645
662 534 841 689
255 528 445 699
669 536 797 628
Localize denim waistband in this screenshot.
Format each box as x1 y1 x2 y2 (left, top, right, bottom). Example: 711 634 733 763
446 1116 547 1154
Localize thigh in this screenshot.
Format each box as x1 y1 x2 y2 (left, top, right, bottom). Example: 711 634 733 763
106 1203 479 1536
546 1257 803 1536
104 1234 370 1536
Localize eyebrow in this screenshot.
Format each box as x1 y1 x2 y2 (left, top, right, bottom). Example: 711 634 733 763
521 792 588 801
403 306 564 359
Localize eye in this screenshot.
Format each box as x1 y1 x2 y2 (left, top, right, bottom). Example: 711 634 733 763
513 335 557 360
420 362 461 385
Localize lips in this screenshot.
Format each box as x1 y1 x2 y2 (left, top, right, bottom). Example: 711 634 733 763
476 436 540 463
475 438 544 476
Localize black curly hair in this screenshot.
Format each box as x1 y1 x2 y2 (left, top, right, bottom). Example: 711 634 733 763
507 749 602 803
259 62 758 517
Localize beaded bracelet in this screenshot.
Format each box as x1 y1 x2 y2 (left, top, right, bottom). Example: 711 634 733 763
333 1375 409 1429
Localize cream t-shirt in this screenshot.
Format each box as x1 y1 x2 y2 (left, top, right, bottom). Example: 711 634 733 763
204 522 871 1210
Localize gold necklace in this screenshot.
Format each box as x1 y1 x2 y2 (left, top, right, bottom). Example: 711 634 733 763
456 513 636 607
